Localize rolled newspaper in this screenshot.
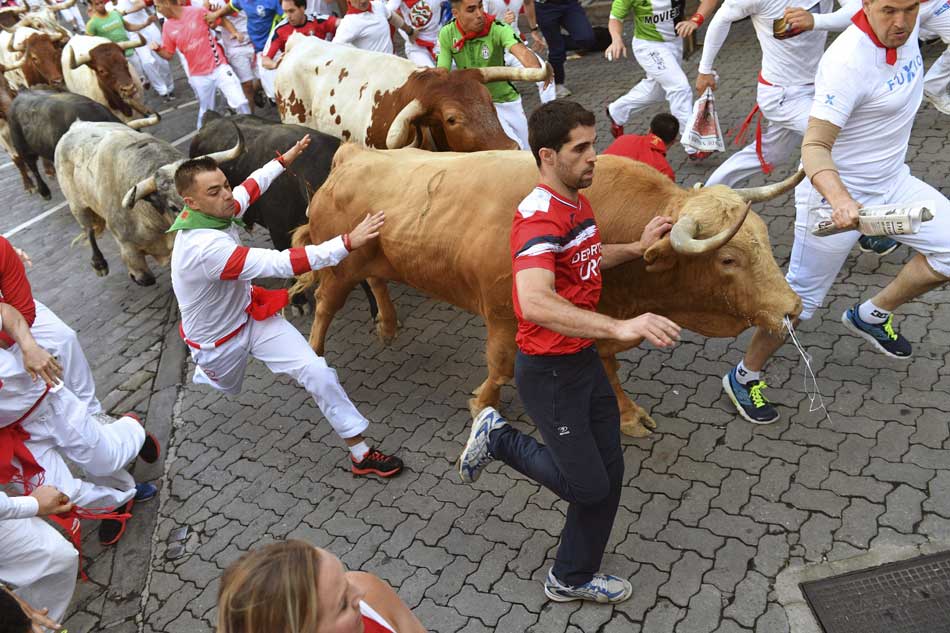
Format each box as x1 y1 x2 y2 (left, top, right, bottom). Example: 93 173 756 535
811 202 935 237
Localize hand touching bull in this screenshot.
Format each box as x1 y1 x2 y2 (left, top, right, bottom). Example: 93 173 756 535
344 212 386 250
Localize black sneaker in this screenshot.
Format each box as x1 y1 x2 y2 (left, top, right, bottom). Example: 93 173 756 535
351 448 403 478
841 305 912 358
124 412 160 463
98 500 133 546
722 368 779 424
858 235 899 255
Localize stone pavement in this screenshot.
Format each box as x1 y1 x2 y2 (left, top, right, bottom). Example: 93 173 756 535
1 17 948 633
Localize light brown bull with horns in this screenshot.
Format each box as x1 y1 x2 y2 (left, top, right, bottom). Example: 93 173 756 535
54 121 244 286
62 34 154 122
275 33 550 151
0 24 66 88
291 148 804 437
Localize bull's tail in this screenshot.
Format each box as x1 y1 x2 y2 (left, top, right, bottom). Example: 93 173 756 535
288 224 319 300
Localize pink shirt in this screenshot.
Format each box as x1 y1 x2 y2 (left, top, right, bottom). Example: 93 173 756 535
161 5 227 76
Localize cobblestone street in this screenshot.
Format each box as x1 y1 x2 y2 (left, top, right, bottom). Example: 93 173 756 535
3 15 949 633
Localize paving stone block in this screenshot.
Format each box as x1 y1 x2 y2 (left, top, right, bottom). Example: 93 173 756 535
658 551 712 607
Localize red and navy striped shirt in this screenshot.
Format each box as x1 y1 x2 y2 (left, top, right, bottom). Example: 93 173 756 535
510 185 602 356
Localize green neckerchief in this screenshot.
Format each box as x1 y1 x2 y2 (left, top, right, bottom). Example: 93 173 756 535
166 206 246 233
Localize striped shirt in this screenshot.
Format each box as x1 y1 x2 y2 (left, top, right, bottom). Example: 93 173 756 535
510 185 602 356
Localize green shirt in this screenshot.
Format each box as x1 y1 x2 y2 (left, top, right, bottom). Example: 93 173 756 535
87 10 134 57
609 0 684 42
436 19 522 103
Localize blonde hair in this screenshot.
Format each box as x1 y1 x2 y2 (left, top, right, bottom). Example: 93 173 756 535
217 540 323 633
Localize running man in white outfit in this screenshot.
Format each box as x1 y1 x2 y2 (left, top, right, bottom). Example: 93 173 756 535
109 0 176 99
151 0 251 129
207 0 262 110
169 134 404 478
696 0 832 187
605 0 718 159
482 0 554 102
334 0 417 53
392 0 444 65
784 0 950 113
722 0 950 425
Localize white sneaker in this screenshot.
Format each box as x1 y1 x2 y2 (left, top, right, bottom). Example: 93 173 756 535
555 84 572 99
543 568 633 603
458 407 507 484
924 90 950 115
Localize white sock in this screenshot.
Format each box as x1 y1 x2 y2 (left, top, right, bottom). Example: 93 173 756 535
349 441 370 462
735 360 761 385
858 300 890 325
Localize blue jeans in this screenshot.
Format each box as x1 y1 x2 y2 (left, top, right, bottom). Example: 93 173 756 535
535 0 596 85
489 345 624 586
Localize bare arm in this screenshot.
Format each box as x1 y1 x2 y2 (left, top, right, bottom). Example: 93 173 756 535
124 18 154 31
515 268 681 346
353 573 427 633
605 17 626 60
522 0 546 52
388 11 415 37
508 41 540 68
0 303 63 385
150 41 175 59
601 216 673 269
675 0 717 37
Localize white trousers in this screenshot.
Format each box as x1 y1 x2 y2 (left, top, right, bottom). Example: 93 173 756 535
705 81 813 187
189 64 251 130
922 0 950 97
494 97 530 150
58 3 85 29
405 40 437 67
504 49 556 103
20 387 143 508
787 169 950 320
608 38 693 141
129 46 174 97
190 315 370 440
31 301 102 416
227 48 258 84
0 517 78 623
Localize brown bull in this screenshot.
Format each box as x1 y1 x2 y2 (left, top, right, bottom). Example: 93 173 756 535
63 35 151 121
293 148 803 437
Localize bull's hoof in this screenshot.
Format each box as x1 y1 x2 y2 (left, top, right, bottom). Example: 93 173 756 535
375 318 399 346
93 261 109 277
130 272 156 286
39 188 51 201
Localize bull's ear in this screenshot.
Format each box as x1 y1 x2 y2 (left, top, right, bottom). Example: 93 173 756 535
643 237 677 273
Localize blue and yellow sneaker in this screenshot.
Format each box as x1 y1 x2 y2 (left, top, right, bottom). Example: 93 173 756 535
858 235 899 256
722 368 779 425
841 305 911 358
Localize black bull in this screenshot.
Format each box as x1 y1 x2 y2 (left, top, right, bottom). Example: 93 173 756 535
9 89 121 200
189 113 377 314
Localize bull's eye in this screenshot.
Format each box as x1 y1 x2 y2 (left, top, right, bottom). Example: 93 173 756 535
446 116 457 125
722 257 736 266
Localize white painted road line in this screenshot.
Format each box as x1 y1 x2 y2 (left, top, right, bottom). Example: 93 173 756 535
0 99 200 173
3 127 201 239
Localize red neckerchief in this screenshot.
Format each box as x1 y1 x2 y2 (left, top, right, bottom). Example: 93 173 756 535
851 9 897 65
452 13 495 52
346 2 371 14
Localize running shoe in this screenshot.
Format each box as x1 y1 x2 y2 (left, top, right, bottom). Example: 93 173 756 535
458 407 507 484
351 448 403 478
555 84 572 98
858 235 899 255
605 106 624 139
722 368 779 425
688 150 713 161
544 569 633 603
134 482 158 502
841 305 911 358
924 89 950 116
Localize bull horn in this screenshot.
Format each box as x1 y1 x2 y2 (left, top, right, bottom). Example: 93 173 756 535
1 23 17 33
122 175 157 209
51 0 77 11
475 62 552 85
118 34 145 51
1 57 23 71
69 46 91 68
48 31 65 42
0 5 28 13
194 121 245 164
733 168 805 203
670 202 751 256
386 99 425 149
126 112 160 129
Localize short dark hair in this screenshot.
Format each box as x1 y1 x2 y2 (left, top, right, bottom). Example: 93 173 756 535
649 113 680 145
528 100 596 166
175 157 219 196
0 588 31 633
282 0 306 7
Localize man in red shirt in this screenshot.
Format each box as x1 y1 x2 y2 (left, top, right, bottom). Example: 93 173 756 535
602 113 679 181
458 101 681 603
0 238 104 419
262 0 337 68
150 0 250 128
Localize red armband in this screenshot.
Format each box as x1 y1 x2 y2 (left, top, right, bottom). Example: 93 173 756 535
342 233 352 251
275 150 287 167
690 13 704 26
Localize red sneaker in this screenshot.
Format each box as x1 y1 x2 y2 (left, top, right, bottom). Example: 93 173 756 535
351 448 403 478
605 107 624 139
688 151 713 161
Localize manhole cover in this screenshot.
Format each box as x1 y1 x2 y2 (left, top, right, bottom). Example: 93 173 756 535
800 550 950 633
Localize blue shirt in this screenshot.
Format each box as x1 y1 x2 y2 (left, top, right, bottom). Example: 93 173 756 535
229 0 283 51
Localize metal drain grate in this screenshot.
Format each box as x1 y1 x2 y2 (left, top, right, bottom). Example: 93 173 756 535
800 550 950 633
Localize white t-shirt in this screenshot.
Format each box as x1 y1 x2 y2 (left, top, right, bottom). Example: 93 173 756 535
699 0 832 86
483 0 523 34
809 21 923 193
333 0 393 53
396 0 442 42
